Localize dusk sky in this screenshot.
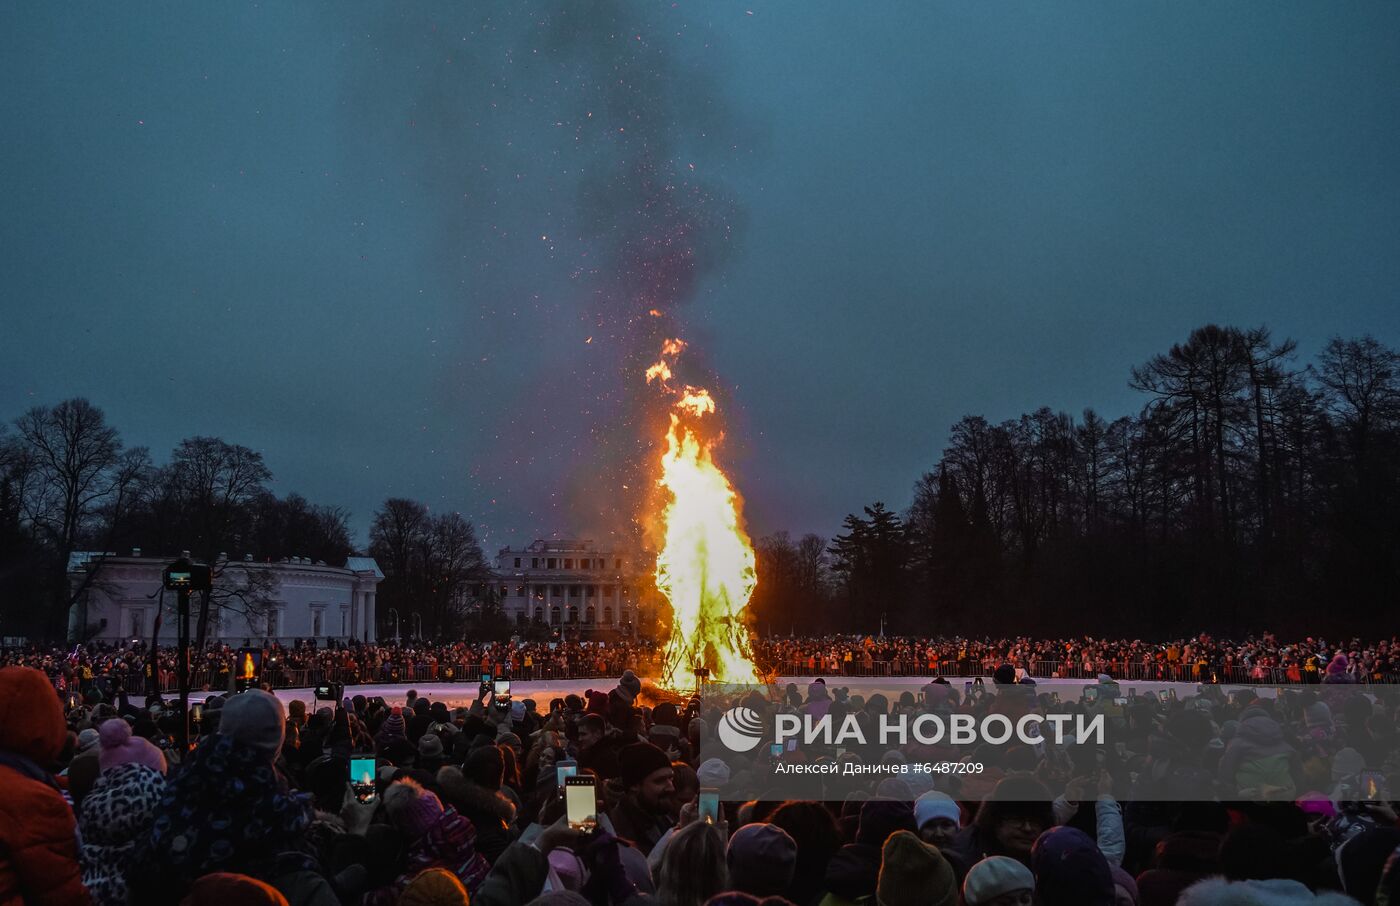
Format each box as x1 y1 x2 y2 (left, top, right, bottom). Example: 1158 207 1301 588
3 2 1398 551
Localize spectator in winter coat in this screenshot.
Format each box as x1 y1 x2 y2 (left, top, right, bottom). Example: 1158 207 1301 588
609 743 677 854
1031 826 1116 906
371 777 491 903
79 719 168 906
0 665 92 906
437 747 518 865
127 689 338 906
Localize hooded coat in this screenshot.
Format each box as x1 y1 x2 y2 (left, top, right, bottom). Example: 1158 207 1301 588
1217 714 1299 799
0 666 92 906
79 763 166 906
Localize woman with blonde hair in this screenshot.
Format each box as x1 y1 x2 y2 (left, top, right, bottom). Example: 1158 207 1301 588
655 820 728 906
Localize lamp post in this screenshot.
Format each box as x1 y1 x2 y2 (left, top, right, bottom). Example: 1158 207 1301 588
388 608 400 645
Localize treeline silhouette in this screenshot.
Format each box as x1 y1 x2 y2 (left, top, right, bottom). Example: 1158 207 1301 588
752 325 1400 639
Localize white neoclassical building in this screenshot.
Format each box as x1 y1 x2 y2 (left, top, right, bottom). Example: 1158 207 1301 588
492 538 655 633
67 551 383 645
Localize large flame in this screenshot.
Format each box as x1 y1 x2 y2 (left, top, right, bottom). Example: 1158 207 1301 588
647 340 760 687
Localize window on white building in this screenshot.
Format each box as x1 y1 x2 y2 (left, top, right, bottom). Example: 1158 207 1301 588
267 610 279 638
341 609 348 636
130 609 145 639
312 610 323 637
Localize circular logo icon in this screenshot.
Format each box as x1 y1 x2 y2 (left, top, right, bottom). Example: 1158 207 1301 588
717 706 765 753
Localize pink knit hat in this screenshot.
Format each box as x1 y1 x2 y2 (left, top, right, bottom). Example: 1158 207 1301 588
384 779 445 839
98 718 167 775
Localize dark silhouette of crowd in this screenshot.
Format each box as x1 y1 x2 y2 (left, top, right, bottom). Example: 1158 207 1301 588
3 649 1400 906
4 633 1396 700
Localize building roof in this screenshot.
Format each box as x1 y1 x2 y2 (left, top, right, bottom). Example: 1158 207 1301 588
345 556 385 579
67 551 115 572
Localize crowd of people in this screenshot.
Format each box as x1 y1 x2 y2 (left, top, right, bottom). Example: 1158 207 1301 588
3 643 1400 905
3 633 1397 697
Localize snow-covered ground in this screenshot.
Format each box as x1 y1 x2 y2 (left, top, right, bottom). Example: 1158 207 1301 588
270 674 1260 712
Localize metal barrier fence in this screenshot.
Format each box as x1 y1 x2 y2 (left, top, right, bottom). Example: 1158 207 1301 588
108 660 662 696
94 658 1398 696
763 658 1399 685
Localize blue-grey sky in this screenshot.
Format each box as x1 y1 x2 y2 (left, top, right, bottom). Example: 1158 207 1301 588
3 2 1398 551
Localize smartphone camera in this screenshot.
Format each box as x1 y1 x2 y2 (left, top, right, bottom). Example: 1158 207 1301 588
565 775 598 831
350 757 377 803
698 788 720 825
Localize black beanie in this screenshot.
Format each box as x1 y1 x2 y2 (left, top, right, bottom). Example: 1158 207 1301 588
619 742 672 787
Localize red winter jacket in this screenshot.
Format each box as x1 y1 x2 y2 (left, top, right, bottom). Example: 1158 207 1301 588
0 666 92 906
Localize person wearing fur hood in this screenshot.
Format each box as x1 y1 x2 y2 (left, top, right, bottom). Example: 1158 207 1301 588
437 747 518 864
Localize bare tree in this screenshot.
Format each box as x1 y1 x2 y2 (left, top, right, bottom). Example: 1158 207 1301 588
1316 335 1400 457
10 399 144 637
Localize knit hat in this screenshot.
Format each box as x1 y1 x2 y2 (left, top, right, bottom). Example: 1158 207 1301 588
962 855 1035 906
1296 792 1337 820
510 700 526 722
618 741 672 787
726 822 798 897
399 867 470 906
617 669 643 703
1031 826 1115 906
418 733 444 761
1332 747 1366 784
97 718 167 775
384 778 446 840
913 791 960 830
1304 701 1334 729
180 872 290 906
857 798 917 847
76 727 100 753
380 707 407 739
0 666 67 767
697 757 731 789
877 830 957 906
219 689 287 759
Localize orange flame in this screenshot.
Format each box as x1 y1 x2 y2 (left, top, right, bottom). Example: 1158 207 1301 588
646 339 759 687
676 388 716 417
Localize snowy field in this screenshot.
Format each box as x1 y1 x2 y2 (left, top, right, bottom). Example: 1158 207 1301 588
270 674 1264 712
